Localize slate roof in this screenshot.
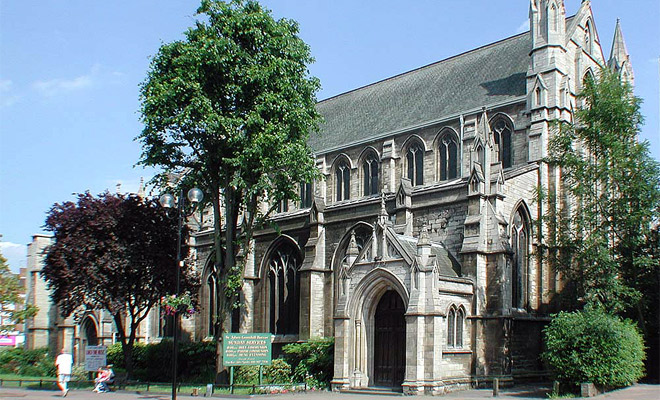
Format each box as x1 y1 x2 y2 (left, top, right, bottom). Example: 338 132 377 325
396 234 461 278
310 32 531 153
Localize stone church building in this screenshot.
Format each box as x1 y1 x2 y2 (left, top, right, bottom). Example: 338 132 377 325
25 0 633 395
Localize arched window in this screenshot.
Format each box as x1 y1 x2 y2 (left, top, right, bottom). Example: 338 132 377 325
362 154 379 196
475 143 485 169
511 207 530 309
335 160 351 201
581 71 595 108
535 87 542 106
447 308 455 347
447 306 465 348
267 242 301 335
406 141 424 186
300 182 312 208
439 132 458 181
584 21 593 54
206 273 216 336
493 118 512 168
456 308 464 347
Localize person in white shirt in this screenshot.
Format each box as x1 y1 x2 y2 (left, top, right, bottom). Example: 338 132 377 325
55 348 73 397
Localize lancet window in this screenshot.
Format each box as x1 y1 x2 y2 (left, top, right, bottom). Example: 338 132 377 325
335 160 351 201
511 207 530 309
406 141 424 186
363 154 379 196
493 118 512 168
447 306 465 348
439 132 458 181
267 242 301 335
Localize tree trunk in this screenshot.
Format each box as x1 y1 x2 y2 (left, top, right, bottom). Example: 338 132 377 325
113 314 135 379
210 184 227 383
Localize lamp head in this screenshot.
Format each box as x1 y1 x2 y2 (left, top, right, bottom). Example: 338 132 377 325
159 193 175 209
187 188 204 204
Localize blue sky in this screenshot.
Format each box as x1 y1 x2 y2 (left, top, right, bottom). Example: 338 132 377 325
1 0 658 272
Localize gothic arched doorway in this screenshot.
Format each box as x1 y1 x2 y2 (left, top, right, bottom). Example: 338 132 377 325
372 290 405 388
81 317 98 346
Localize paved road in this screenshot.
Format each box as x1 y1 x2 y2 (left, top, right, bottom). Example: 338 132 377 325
0 384 657 400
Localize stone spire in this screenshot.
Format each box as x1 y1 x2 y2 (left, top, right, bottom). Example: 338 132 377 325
608 19 634 85
137 177 145 198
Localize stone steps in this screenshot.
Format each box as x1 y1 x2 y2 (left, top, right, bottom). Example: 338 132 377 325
340 387 404 396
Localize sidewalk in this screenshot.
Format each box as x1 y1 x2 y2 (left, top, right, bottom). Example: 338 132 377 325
0 384 657 400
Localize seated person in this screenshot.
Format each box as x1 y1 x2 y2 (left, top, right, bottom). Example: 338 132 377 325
93 367 111 393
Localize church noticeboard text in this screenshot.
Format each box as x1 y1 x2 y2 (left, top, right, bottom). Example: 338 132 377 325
222 333 272 366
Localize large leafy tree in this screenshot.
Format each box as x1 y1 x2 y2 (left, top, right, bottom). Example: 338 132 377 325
137 0 320 359
42 192 199 377
547 68 660 376
0 251 37 333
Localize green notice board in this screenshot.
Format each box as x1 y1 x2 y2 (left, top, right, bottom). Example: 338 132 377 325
222 333 272 366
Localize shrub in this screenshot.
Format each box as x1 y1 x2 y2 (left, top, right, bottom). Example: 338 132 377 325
543 308 645 389
106 340 216 383
282 337 334 388
0 347 55 377
263 358 292 384
234 365 259 385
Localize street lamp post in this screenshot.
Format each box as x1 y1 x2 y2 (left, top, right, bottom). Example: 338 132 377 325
159 187 204 400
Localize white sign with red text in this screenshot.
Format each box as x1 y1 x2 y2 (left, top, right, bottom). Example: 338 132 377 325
85 345 107 371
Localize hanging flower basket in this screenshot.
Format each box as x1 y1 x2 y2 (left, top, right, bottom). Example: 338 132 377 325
161 294 196 317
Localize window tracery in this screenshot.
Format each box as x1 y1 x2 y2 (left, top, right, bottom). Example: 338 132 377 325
335 160 351 201
362 152 379 196
406 141 424 186
439 132 458 181
447 306 465 348
511 207 530 309
493 118 512 168
266 243 301 335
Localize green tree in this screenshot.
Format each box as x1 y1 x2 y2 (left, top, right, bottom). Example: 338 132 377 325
546 68 660 375
42 192 199 378
0 251 37 333
137 0 321 373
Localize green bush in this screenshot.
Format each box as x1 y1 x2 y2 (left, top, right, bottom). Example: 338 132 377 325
234 365 259 385
235 360 298 386
263 358 292 384
282 337 334 388
543 308 645 389
0 347 55 377
107 340 216 383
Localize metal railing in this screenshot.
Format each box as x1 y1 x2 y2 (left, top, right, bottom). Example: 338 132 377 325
0 378 311 395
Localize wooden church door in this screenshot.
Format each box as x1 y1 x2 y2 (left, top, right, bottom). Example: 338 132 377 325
372 290 406 387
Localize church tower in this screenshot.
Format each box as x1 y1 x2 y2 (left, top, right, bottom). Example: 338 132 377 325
528 0 569 162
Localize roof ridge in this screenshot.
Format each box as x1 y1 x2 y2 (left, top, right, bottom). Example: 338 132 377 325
317 30 530 105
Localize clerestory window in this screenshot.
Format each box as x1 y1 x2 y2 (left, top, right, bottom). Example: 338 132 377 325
493 118 512 168
363 155 379 196
406 142 424 186
439 132 459 181
335 160 351 201
300 182 312 208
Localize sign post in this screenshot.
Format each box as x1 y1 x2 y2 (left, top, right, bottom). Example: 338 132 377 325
84 345 107 372
222 333 272 393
